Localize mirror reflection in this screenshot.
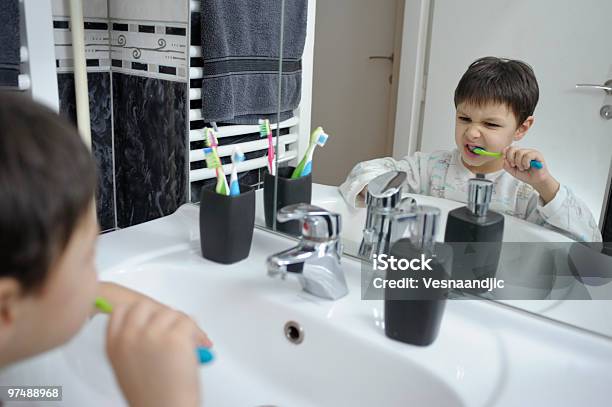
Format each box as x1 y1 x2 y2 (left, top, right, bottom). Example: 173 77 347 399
189 0 306 206
264 0 612 338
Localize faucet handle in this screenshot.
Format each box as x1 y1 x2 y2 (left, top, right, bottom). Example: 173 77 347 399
277 203 341 240
366 171 407 210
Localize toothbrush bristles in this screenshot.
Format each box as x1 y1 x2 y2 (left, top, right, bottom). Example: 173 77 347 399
317 133 329 146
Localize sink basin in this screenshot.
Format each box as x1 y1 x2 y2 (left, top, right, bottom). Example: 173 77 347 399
0 205 610 406
278 184 612 337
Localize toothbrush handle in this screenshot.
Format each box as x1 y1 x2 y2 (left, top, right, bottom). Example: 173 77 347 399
229 165 240 196
292 144 315 179
301 161 313 177
299 147 316 177
530 160 543 169
267 132 275 175
197 347 214 364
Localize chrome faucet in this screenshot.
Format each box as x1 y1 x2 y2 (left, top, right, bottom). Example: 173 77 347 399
358 171 417 259
266 203 348 300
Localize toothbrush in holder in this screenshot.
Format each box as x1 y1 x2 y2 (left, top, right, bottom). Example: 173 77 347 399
229 146 245 196
472 147 543 169
204 128 230 195
291 127 329 178
259 119 275 175
94 297 214 364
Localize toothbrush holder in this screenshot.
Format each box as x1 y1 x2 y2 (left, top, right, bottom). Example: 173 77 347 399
263 166 312 237
199 184 255 264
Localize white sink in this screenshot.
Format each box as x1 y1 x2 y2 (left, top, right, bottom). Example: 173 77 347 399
258 184 612 335
1 204 611 406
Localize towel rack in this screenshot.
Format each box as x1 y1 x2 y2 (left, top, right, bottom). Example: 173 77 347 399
187 1 300 199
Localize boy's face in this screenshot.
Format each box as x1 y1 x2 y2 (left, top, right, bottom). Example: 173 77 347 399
454 101 533 173
0 205 99 366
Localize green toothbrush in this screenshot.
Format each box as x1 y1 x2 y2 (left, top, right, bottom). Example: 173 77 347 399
95 296 114 314
291 127 325 179
94 297 214 364
472 147 543 169
472 147 501 157
204 128 230 195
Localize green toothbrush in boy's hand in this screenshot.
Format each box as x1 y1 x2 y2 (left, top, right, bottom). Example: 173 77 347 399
95 296 114 314
94 297 214 364
472 147 543 169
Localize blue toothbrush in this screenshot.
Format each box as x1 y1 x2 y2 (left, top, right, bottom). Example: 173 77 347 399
94 297 214 365
229 146 245 196
472 147 543 169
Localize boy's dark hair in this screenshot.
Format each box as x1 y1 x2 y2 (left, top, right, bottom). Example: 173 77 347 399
454 56 539 126
0 92 96 294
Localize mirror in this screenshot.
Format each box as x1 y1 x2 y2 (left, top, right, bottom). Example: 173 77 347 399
188 0 303 209
263 0 612 338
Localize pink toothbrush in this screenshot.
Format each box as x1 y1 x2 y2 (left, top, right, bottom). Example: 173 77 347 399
259 119 275 175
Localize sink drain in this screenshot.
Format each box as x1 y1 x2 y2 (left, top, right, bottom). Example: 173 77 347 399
284 321 304 344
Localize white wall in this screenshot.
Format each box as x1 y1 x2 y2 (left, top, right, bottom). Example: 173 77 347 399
392 0 430 160
52 0 108 18
109 0 187 22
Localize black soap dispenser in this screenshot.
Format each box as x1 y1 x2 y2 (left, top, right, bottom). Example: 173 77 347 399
385 206 453 346
444 178 504 291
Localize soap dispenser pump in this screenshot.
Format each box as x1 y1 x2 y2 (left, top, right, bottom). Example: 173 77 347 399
384 206 452 346
444 178 504 290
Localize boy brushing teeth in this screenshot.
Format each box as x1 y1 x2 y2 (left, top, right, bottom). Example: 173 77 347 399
340 57 601 242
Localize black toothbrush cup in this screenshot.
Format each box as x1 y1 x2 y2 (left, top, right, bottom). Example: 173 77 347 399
263 166 312 236
199 184 255 264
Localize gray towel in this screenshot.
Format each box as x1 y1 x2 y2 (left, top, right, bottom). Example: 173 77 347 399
200 0 307 124
0 0 20 88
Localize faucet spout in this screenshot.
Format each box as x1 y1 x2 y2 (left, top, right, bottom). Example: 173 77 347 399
359 171 415 259
265 204 348 300
267 239 347 300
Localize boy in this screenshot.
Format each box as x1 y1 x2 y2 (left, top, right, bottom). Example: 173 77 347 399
340 57 602 242
0 93 211 406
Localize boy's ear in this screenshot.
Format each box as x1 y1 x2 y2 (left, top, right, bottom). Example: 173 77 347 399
513 115 535 141
0 278 22 326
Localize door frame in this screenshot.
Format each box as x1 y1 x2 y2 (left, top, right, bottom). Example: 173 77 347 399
392 0 432 159
601 157 612 233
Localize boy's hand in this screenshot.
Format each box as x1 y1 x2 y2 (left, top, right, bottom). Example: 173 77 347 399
105 301 209 407
93 282 160 316
95 281 212 348
502 146 560 204
357 186 368 207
